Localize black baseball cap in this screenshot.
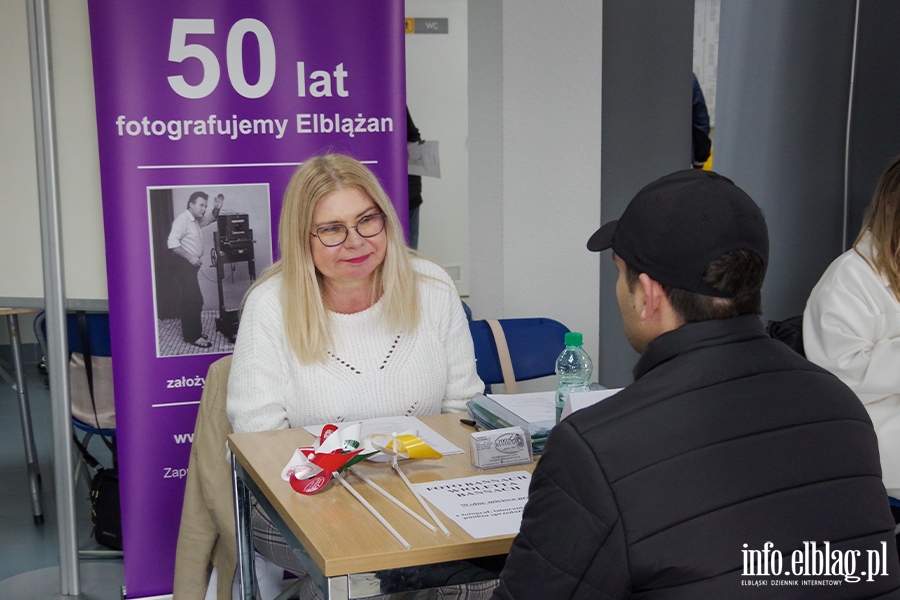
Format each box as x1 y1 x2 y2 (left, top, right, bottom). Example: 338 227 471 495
587 170 768 298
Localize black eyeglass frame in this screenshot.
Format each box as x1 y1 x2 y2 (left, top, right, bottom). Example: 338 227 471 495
310 212 386 247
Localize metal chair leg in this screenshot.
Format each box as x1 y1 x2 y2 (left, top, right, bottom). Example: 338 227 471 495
8 314 44 524
273 578 304 600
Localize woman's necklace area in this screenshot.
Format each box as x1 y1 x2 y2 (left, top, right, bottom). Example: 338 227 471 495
324 285 383 315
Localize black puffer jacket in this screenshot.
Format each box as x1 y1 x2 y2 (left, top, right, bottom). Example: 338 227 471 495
494 315 900 599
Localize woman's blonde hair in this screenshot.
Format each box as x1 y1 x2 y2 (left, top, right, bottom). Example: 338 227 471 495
246 153 419 363
855 155 900 302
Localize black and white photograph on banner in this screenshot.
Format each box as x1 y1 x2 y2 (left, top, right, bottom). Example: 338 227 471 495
148 183 273 357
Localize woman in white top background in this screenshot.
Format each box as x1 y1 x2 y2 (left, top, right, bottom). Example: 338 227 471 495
226 153 487 599
804 155 900 501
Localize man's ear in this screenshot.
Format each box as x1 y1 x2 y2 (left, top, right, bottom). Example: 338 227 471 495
637 273 666 320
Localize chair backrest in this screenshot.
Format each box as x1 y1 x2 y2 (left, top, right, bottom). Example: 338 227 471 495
36 311 113 357
37 310 116 431
461 300 473 321
67 312 113 357
174 354 237 599
468 318 569 387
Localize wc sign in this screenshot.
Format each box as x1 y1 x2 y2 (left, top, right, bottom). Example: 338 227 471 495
405 17 449 34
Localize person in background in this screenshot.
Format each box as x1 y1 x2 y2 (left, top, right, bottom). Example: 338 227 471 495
804 155 900 508
226 153 490 599
167 190 223 348
491 170 899 599
407 107 424 249
692 74 712 169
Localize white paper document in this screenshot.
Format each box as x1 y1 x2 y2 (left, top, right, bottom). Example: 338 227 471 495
303 416 463 460
412 471 531 539
562 388 623 420
489 392 555 424
408 140 441 178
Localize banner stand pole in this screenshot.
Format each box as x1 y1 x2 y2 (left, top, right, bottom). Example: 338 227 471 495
26 0 79 595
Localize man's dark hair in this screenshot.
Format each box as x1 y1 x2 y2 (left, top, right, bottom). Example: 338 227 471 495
625 249 765 323
187 191 208 209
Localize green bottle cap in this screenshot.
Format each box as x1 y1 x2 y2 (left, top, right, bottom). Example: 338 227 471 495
564 332 583 346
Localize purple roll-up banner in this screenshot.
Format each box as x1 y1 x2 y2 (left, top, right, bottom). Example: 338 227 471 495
86 2 406 596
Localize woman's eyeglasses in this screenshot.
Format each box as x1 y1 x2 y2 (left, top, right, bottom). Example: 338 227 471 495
311 212 386 247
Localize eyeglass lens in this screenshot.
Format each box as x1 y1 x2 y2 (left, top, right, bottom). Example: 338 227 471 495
315 212 385 247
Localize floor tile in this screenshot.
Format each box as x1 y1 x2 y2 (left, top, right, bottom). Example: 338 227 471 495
0 563 124 600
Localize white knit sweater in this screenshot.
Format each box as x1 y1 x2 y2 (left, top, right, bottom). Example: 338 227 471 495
804 234 900 496
227 258 483 434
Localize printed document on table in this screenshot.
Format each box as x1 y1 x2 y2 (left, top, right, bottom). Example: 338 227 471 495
413 471 531 539
303 416 462 458
489 391 556 424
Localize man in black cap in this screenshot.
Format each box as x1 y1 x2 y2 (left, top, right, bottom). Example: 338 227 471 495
491 170 900 599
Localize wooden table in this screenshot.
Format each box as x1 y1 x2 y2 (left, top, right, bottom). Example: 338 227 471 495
0 308 43 524
229 413 536 599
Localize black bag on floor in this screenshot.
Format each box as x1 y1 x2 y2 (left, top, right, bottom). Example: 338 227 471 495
74 435 122 550
89 466 122 550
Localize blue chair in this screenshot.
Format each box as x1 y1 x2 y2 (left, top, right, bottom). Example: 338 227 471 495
461 300 473 321
66 312 113 356
468 318 570 393
36 311 117 474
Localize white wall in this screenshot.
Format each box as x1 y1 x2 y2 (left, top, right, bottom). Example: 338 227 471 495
405 0 470 295
693 0 720 125
1 0 104 344
1 1 45 302
468 0 603 384
0 0 106 305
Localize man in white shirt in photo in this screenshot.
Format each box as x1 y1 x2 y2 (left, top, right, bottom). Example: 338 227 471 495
167 191 223 348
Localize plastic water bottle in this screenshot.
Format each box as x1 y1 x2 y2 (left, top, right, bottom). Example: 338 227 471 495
555 332 593 424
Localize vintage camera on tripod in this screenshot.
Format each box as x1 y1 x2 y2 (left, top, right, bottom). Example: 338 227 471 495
212 213 256 343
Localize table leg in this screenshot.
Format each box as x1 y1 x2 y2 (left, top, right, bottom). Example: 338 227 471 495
232 453 257 599
7 314 43 524
325 575 349 600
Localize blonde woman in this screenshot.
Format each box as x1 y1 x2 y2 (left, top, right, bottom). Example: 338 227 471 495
226 154 487 598
804 156 900 501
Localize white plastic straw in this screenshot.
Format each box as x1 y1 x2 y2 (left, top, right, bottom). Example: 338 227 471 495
349 466 437 532
333 472 410 549
392 457 451 536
